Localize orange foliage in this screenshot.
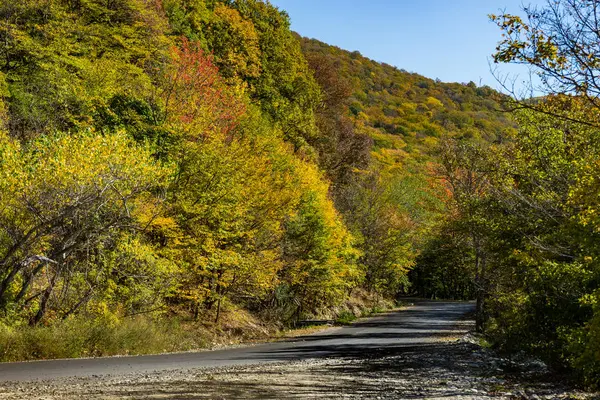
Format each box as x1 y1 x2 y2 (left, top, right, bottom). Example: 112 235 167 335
164 38 246 138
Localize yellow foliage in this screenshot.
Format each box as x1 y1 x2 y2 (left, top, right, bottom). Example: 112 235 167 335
426 96 443 109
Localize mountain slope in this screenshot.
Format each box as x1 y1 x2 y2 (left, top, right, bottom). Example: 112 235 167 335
300 37 516 163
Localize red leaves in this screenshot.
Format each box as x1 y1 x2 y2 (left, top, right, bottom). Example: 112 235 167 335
165 38 246 139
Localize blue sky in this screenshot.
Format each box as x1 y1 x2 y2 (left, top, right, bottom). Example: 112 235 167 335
269 0 545 91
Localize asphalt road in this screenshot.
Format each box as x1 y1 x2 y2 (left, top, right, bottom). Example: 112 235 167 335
0 300 474 382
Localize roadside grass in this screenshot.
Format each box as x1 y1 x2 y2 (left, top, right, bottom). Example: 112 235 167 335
0 316 205 362
314 291 407 326
335 310 357 325
0 292 403 362
478 335 493 348
333 305 393 325
0 303 284 362
276 324 334 338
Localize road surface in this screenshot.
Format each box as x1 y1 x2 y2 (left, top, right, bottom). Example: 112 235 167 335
0 300 474 382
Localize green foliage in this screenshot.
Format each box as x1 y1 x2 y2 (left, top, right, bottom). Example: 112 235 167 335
229 0 321 150
479 105 600 385
0 0 168 140
411 231 475 300
281 172 361 317
565 296 600 389
428 94 600 385
335 310 357 325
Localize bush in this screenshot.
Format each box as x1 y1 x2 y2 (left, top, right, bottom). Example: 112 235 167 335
563 302 600 389
335 310 357 325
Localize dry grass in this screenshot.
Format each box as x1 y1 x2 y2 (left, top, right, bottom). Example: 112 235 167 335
0 292 401 363
0 316 205 362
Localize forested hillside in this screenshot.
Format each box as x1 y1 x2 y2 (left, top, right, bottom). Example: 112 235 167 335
300 37 514 155
298 37 515 301
0 0 598 388
0 0 511 338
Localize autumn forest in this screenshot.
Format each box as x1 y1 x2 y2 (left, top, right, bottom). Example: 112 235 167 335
0 0 599 388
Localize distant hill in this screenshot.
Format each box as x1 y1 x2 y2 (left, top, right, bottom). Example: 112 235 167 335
299 37 516 164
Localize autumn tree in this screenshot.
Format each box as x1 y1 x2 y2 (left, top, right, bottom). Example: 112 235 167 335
491 0 600 127
163 0 321 151
486 1 600 384
280 164 361 319
436 138 498 331
0 131 171 325
305 52 372 190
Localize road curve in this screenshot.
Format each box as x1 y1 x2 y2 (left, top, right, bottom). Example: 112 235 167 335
0 300 474 382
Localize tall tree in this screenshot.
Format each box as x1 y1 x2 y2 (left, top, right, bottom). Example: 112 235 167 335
437 138 497 331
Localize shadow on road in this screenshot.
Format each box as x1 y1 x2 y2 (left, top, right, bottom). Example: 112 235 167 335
88 341 571 399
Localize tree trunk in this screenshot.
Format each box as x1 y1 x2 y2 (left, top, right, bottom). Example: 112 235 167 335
31 270 59 326
0 268 21 309
474 249 486 333
215 297 221 323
